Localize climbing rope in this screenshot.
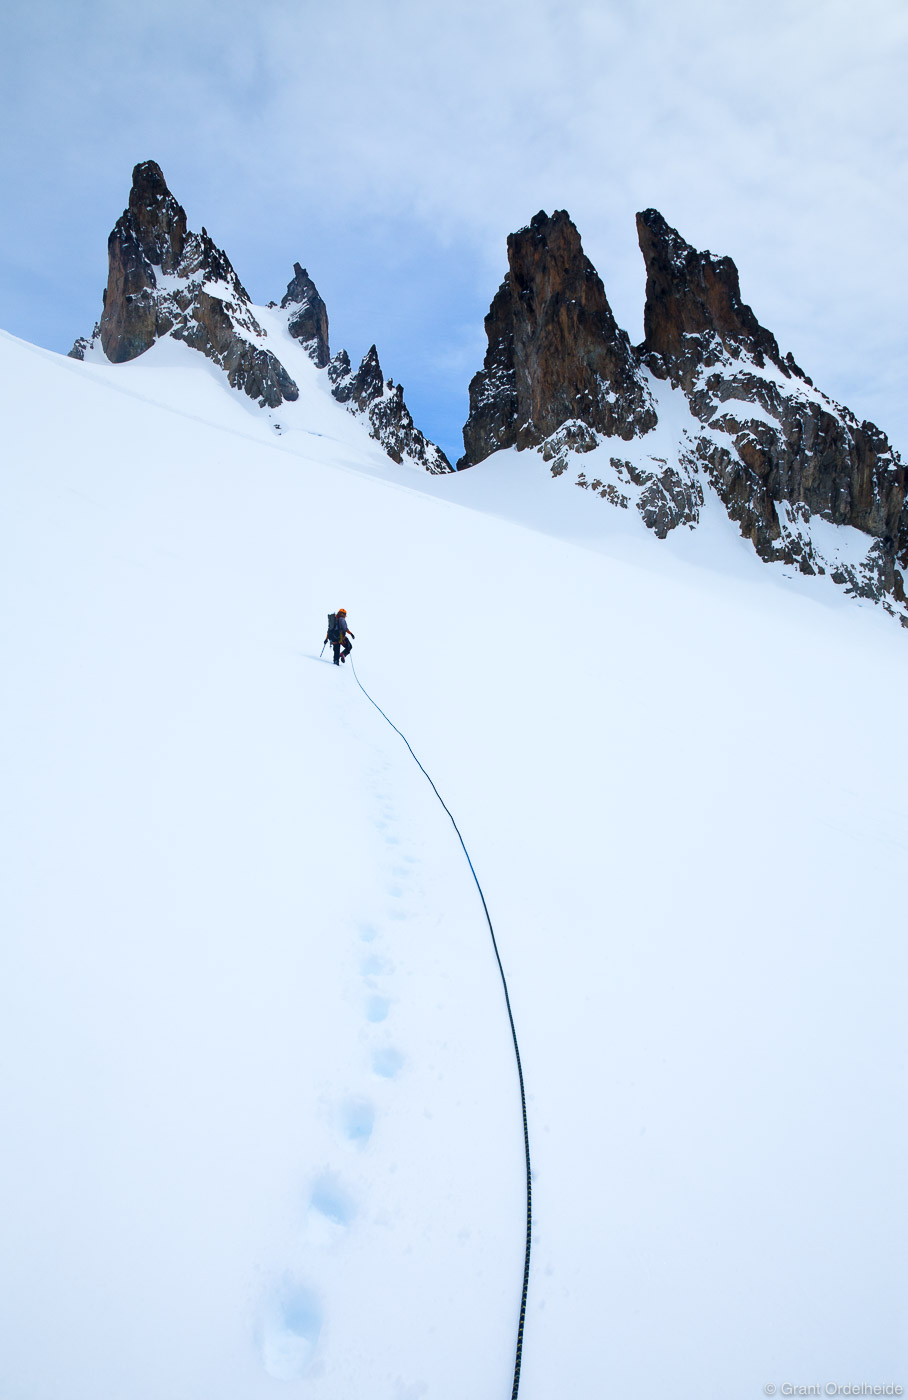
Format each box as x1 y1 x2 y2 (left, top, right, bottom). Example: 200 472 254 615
350 660 532 1400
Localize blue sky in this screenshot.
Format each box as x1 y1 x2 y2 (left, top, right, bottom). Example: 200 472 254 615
2 0 906 463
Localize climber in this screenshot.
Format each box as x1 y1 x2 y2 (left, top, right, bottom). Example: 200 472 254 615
325 608 355 665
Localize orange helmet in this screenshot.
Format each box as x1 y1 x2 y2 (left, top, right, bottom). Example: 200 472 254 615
337 607 347 615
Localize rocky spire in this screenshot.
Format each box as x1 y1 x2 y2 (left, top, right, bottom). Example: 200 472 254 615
329 344 384 410
70 161 451 472
82 161 298 407
280 263 330 368
460 209 656 468
330 345 452 473
636 208 789 386
635 208 905 599
97 161 186 362
457 203 906 611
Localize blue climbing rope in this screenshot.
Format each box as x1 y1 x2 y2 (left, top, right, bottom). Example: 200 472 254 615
350 660 532 1400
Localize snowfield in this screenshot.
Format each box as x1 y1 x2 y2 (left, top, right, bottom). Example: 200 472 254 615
1 326 906 1400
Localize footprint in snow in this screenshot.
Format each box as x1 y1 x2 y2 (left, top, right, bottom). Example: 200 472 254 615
371 1046 404 1079
310 1171 356 1227
361 952 392 980
365 994 390 1022
341 1096 375 1143
259 1277 322 1380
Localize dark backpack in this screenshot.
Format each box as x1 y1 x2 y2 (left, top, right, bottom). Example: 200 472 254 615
327 612 340 643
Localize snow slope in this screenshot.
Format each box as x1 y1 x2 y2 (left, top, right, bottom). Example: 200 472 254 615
2 329 906 1399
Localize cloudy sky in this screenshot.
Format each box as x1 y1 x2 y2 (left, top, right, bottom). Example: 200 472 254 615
2 0 906 462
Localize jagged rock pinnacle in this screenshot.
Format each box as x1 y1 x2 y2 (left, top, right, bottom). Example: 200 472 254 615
460 209 656 468
281 263 330 368
636 208 784 382
458 203 906 609
330 344 452 473
72 163 452 470
91 161 297 407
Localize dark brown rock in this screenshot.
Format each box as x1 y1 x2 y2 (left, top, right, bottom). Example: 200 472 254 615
331 344 384 411
327 348 351 386
170 290 297 408
636 208 905 600
460 209 656 467
637 208 785 386
635 460 704 539
331 345 452 473
68 322 100 361
540 421 599 475
281 263 330 368
99 161 188 363
91 161 298 407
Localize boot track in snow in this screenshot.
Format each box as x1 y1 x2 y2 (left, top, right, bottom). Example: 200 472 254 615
350 660 532 1400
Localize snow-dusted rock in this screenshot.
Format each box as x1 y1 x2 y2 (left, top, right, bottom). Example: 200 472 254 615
74 161 299 409
68 322 100 362
281 262 330 368
330 345 453 474
461 205 906 615
637 208 905 601
71 162 450 472
460 209 656 467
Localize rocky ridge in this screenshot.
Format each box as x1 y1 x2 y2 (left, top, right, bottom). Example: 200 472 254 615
636 209 904 599
68 165 903 605
71 162 450 472
329 346 451 474
461 208 906 614
73 160 297 409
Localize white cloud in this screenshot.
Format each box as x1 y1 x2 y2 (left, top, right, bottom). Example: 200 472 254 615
1 0 906 452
